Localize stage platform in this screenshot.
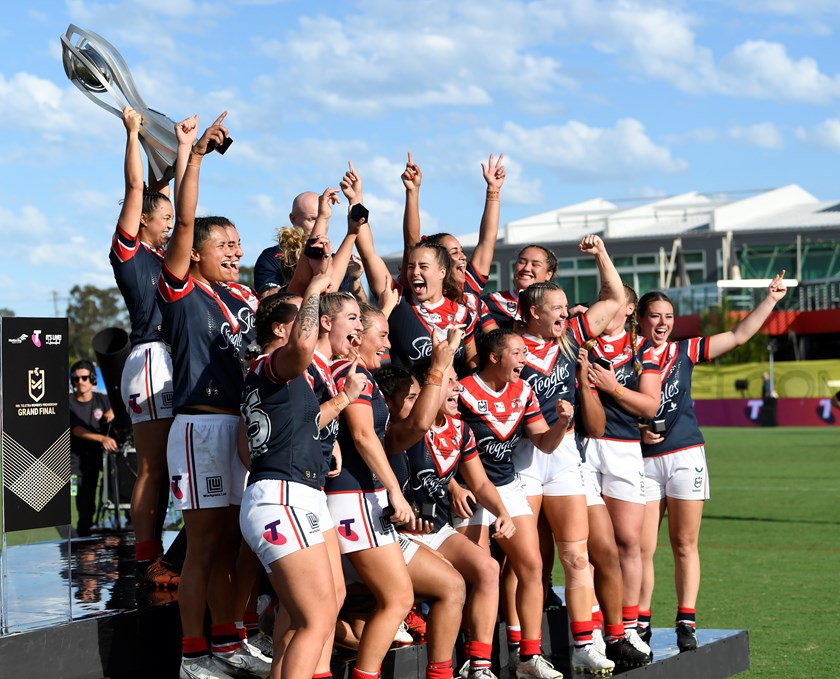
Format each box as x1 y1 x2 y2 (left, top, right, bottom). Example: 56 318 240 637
0 532 749 678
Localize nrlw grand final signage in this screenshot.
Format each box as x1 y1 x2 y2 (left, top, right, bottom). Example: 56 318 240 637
1 317 70 532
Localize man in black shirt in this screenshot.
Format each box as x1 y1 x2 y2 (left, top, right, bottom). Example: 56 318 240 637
69 360 116 537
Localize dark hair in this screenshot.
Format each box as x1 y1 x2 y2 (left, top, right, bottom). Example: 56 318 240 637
70 359 97 385
142 188 170 216
194 216 234 251
517 244 557 278
255 296 300 349
477 328 518 371
637 290 672 318
375 366 415 400
422 232 455 245
409 241 464 304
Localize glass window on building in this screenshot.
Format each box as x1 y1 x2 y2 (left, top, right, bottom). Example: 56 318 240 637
484 262 500 293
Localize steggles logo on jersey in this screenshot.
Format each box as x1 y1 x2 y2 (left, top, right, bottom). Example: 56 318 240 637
263 519 287 546
408 335 434 362
479 433 521 462
170 475 184 500
338 518 359 541
413 468 447 502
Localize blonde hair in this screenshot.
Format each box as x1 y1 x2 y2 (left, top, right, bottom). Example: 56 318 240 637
275 227 307 280
518 282 575 362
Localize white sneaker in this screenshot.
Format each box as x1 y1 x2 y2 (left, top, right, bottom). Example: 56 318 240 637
393 621 413 645
459 659 471 678
591 629 606 657
245 632 273 659
468 668 497 679
571 644 615 676
214 646 272 678
625 628 652 658
515 655 563 678
180 656 236 679
241 637 272 664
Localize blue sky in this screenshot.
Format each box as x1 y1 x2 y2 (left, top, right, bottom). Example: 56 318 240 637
3 1 840 318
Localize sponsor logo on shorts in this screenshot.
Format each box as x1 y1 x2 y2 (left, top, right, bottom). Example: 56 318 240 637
206 476 224 496
263 520 287 545
171 475 184 500
338 518 359 541
379 516 394 533
162 391 174 406
128 393 143 414
694 469 704 490
307 513 320 532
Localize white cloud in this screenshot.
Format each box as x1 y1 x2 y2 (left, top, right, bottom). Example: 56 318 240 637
727 123 784 149
0 205 51 238
665 127 719 144
479 118 686 181
717 41 840 104
795 119 840 151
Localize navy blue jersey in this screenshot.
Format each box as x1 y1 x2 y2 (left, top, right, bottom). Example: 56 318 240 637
589 331 659 442
464 263 495 333
458 374 543 486
325 361 391 493
218 282 258 371
110 224 165 345
253 243 354 296
481 289 519 330
642 337 710 458
242 353 324 489
387 281 477 374
520 315 592 429
397 415 478 532
307 350 340 481
157 266 244 412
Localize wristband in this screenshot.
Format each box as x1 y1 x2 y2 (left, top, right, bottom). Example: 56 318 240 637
486 189 499 201
336 392 351 409
612 384 625 400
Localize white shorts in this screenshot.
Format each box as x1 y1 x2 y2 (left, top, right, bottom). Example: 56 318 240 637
451 477 532 529
326 488 399 555
240 479 329 571
404 523 458 551
397 531 420 564
644 446 710 501
167 413 247 510
584 438 646 505
514 436 586 498
120 341 174 424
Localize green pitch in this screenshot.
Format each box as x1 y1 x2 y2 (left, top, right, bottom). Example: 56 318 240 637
553 426 839 678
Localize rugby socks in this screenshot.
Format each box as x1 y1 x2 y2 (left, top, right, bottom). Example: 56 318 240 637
244 611 260 638
570 620 595 648
182 636 208 659
622 605 639 632
506 625 521 655
351 668 379 679
312 673 333 679
676 606 696 628
638 609 652 634
426 659 453 679
604 623 626 644
592 606 604 632
210 623 241 655
518 638 542 661
469 641 493 674
135 539 160 563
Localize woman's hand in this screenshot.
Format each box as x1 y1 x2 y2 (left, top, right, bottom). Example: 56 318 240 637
482 153 505 190
492 513 516 539
449 483 475 519
341 354 367 403
191 112 229 157
401 151 422 191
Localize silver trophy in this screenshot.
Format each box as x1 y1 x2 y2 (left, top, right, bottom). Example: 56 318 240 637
61 25 178 181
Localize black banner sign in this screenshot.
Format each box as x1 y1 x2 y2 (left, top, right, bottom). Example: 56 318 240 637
1 317 70 532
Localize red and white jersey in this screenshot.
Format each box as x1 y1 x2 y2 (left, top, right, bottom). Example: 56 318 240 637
458 374 543 486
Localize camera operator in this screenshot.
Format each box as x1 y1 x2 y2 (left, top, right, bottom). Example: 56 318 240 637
69 359 116 537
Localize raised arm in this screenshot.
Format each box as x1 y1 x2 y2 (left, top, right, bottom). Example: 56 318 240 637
270 271 334 380
470 153 505 277
708 270 787 360
167 112 228 280
385 330 461 453
580 234 624 337
400 152 422 284
173 114 198 209
116 107 144 237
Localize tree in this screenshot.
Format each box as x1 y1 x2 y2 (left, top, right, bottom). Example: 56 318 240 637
66 285 130 361
0 307 15 317
699 296 768 365
238 265 255 290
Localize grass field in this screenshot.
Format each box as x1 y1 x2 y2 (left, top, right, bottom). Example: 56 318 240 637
552 427 840 678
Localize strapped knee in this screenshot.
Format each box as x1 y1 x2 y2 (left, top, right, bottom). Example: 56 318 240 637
557 539 593 590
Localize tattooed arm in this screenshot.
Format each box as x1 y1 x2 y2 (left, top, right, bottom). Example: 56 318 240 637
270 272 333 380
